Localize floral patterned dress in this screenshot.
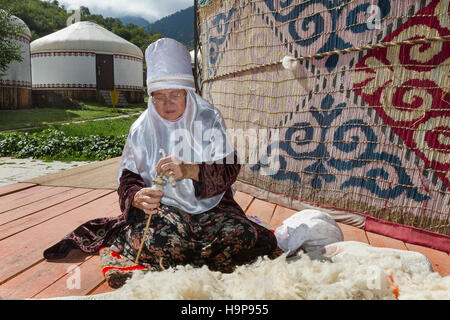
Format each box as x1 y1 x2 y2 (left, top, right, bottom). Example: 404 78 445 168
44 156 278 289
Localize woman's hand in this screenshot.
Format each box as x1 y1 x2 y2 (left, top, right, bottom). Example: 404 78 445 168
132 187 163 215
156 156 199 182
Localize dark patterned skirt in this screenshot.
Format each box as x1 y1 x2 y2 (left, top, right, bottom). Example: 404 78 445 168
100 204 277 288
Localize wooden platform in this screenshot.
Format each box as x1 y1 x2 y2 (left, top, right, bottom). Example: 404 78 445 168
0 182 448 299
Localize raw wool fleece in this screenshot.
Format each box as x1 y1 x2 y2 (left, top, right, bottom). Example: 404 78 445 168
57 241 450 300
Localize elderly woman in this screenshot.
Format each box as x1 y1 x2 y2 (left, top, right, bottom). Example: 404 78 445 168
43 38 277 288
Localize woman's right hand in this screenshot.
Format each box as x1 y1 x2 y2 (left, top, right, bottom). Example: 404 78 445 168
132 187 163 215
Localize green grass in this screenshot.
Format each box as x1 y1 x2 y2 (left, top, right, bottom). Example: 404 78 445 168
0 100 147 161
47 114 141 137
0 162 16 165
0 101 146 131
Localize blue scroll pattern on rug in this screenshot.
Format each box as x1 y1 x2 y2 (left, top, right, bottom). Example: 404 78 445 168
251 94 429 202
206 7 237 75
264 0 391 71
206 1 391 72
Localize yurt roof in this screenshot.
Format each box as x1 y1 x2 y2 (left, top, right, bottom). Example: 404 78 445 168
3 12 32 39
30 21 143 58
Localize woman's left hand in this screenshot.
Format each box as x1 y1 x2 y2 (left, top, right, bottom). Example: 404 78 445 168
156 156 199 182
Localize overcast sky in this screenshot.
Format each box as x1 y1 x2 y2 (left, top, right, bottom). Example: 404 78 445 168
51 0 193 22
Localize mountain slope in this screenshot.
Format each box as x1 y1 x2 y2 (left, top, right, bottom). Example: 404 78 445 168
119 16 150 29
145 6 194 50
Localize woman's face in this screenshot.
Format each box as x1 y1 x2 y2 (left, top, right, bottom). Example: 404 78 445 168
151 89 187 121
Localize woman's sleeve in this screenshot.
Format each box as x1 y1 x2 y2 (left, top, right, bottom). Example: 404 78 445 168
117 169 146 214
192 152 240 199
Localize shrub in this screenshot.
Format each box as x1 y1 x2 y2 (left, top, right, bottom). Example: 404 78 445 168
0 129 127 161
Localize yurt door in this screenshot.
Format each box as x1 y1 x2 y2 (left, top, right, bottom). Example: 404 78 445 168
96 54 114 90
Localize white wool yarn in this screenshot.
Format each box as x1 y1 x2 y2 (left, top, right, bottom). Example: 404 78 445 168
55 241 449 300
281 56 299 71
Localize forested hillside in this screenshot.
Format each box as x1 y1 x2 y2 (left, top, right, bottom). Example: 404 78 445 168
0 0 164 55
146 6 194 50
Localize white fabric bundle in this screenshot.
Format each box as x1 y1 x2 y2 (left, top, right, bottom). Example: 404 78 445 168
274 209 344 254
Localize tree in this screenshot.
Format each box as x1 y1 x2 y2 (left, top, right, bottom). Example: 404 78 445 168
1 0 68 40
0 8 25 75
113 26 131 41
80 6 90 17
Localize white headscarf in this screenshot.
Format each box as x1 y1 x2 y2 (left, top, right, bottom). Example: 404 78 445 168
118 38 234 214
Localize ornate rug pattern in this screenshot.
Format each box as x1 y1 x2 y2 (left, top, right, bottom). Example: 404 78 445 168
197 0 449 236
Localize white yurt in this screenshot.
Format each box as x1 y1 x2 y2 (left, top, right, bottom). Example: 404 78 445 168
0 15 32 109
30 21 144 105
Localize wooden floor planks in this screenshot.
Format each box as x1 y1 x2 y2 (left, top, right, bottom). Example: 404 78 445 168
0 249 92 299
0 185 118 286
0 185 68 214
0 189 112 241
337 222 369 243
33 255 104 299
0 182 36 197
245 198 276 224
88 279 113 296
0 182 448 299
233 190 254 212
0 187 91 226
365 231 408 251
269 205 297 229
